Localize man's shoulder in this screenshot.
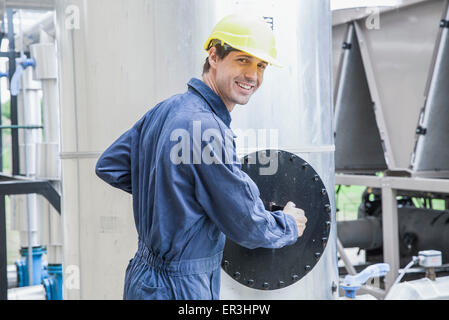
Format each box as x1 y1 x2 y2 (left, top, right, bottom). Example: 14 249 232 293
167 108 223 132
163 93 223 130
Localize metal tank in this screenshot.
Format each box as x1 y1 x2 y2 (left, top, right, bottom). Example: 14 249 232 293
216 0 337 299
55 0 337 299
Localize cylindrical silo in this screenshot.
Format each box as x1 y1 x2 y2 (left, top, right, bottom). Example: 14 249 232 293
216 0 337 300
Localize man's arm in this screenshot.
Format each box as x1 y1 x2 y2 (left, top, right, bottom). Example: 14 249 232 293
193 159 300 249
95 128 133 194
185 115 301 249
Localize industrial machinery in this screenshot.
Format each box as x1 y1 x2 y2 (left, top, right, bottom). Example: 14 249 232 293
333 0 449 297
0 4 62 300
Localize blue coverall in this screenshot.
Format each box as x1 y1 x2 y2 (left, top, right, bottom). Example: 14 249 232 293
95 78 299 300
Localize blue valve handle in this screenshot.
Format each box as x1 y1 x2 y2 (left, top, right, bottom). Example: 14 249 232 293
10 56 36 96
340 263 390 298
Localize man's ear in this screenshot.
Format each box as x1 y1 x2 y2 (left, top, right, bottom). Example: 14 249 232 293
208 47 219 70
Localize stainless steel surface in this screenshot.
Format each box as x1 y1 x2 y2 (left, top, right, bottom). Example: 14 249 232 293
335 174 449 193
217 0 337 300
334 23 387 172
8 284 46 300
355 0 445 170
56 0 337 299
412 2 449 174
332 0 448 172
332 23 347 90
56 0 215 299
352 21 396 169
335 173 383 187
332 0 434 26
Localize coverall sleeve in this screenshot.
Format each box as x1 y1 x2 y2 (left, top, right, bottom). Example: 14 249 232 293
190 117 299 250
95 128 133 194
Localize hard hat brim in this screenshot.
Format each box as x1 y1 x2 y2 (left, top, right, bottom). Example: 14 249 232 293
204 37 283 68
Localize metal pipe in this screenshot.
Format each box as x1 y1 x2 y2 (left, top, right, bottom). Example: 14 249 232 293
337 238 357 275
4 0 55 10
8 284 46 300
16 9 34 288
7 264 17 288
337 216 382 250
7 8 20 176
0 125 43 129
14 11 55 47
338 207 449 262
31 32 62 265
0 196 5 300
0 33 5 302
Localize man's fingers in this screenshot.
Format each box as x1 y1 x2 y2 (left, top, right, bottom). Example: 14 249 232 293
284 201 296 209
283 202 307 238
297 223 306 237
291 209 306 220
296 216 307 224
295 213 307 238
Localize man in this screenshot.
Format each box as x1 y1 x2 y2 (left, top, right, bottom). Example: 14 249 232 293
95 14 307 300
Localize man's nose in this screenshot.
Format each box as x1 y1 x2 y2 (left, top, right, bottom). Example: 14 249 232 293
244 64 258 83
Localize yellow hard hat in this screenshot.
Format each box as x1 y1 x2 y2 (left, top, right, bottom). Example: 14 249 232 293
204 14 283 67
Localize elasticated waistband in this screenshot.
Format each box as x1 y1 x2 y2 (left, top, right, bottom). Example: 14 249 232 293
134 242 223 276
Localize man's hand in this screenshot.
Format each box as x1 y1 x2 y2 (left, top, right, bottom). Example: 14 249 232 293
283 201 307 238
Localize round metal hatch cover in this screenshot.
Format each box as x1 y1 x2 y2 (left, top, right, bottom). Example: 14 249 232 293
222 150 332 290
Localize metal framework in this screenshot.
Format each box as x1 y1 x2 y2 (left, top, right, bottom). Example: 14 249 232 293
333 0 449 293
336 174 449 289
0 8 60 301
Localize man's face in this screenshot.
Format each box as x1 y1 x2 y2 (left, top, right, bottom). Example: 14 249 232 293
214 50 268 107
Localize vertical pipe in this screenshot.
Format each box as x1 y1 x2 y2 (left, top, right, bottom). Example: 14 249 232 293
337 238 356 276
0 24 5 301
382 184 399 290
0 196 6 300
32 31 63 269
6 9 19 176
16 9 34 288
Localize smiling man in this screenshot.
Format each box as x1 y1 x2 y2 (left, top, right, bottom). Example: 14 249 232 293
95 14 307 300
202 43 267 111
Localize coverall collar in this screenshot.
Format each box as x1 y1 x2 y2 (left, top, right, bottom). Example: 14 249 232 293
188 78 232 128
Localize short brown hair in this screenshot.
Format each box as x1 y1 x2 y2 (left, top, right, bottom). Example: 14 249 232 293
202 41 239 74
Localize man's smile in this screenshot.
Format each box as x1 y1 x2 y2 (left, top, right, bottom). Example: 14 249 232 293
235 80 255 93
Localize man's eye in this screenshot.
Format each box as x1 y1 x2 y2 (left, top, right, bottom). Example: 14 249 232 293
258 64 267 70
238 58 249 63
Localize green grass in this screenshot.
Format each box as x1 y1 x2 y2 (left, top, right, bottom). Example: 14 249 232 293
336 185 366 221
